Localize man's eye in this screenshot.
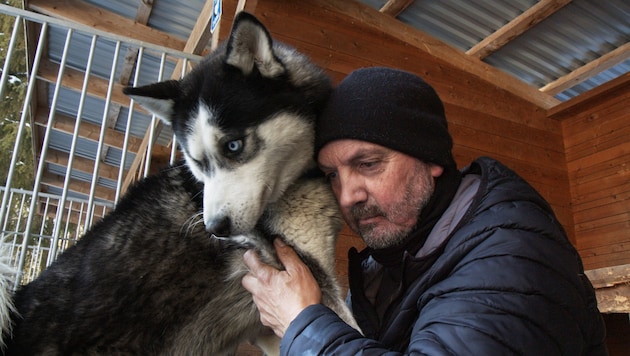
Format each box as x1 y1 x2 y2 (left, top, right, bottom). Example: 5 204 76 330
325 172 338 180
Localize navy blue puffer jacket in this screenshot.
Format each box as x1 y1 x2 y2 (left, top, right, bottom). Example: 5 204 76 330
281 157 607 355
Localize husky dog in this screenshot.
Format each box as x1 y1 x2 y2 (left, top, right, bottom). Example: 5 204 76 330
2 12 359 355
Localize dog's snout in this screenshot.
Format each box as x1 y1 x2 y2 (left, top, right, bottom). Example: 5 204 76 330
206 216 231 237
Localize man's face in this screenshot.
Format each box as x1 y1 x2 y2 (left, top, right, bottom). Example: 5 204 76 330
318 139 444 249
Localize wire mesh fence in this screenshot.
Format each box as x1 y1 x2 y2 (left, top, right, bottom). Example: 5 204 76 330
0 4 203 288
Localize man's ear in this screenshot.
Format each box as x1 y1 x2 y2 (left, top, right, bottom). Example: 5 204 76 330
122 80 180 126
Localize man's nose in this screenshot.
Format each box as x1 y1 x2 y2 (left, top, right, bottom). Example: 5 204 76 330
335 173 367 209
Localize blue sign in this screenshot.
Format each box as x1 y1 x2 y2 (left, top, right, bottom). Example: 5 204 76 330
211 0 222 34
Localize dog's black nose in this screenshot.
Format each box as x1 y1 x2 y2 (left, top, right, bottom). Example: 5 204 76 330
206 216 231 237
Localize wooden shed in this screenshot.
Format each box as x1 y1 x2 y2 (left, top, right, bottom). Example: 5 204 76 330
1 0 628 353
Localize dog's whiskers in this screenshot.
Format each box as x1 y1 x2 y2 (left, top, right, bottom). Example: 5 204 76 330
182 211 205 237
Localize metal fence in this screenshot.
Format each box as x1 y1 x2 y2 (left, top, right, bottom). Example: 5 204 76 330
0 4 203 288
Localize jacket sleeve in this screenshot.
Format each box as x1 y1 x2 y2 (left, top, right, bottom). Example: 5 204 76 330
280 201 606 355
281 304 394 355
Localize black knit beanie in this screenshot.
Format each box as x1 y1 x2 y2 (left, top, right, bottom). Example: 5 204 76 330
316 67 455 168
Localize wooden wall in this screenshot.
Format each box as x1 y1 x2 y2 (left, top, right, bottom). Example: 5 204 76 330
234 0 573 240
549 73 630 271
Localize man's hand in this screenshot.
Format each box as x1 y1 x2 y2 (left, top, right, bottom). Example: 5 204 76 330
242 238 322 337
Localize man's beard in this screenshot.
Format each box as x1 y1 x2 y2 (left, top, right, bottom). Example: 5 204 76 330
350 162 435 250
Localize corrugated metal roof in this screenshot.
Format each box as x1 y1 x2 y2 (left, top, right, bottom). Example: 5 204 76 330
359 0 630 100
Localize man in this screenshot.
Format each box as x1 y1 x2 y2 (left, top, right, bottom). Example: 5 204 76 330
242 67 607 354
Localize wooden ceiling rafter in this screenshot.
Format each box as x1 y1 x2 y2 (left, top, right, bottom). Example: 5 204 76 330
28 0 187 51
44 149 121 183
541 41 630 95
466 0 572 60
33 108 143 153
40 172 116 203
121 0 218 194
99 0 156 166
379 0 415 17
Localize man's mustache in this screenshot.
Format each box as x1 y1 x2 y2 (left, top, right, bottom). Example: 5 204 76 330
350 203 385 221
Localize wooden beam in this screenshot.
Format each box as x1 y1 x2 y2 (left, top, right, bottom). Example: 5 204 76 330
122 0 217 193
38 200 111 226
236 0 259 13
172 0 215 78
40 172 116 203
28 0 187 51
37 60 143 113
586 264 630 289
102 0 155 164
467 0 571 59
586 264 630 313
547 71 630 120
33 108 143 153
135 0 155 23
379 0 415 17
540 41 630 95
44 149 122 182
305 0 560 109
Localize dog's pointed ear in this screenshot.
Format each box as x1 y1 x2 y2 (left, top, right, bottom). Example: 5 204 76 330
225 12 285 78
123 80 180 126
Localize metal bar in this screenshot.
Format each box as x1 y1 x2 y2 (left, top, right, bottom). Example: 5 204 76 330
14 27 74 289
115 47 145 204
142 52 168 178
49 34 98 260
0 15 22 101
0 4 203 62
85 40 122 229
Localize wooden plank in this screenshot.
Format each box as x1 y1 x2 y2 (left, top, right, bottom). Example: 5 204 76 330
574 200 630 228
563 108 630 162
541 41 630 95
449 123 567 170
37 60 144 114
578 219 630 243
40 172 115 203
33 108 143 153
585 264 630 313
44 149 121 182
379 0 415 17
568 152 630 187
548 71 630 120
575 211 629 234
135 0 155 23
28 0 186 51
592 284 630 313
569 149 630 201
572 185 630 218
585 264 630 289
446 104 564 152
467 0 571 59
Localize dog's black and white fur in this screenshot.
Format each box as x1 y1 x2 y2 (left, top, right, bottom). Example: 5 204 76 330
1 12 359 355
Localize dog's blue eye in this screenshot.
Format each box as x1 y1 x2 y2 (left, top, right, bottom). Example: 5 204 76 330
226 139 243 153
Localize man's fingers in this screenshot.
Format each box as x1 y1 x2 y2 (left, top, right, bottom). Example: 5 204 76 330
274 238 311 276
274 238 299 265
243 249 262 271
